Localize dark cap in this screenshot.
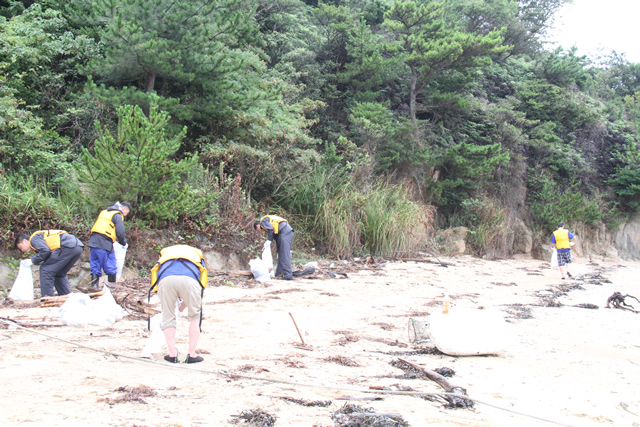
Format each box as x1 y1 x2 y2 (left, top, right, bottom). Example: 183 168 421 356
557 222 564 228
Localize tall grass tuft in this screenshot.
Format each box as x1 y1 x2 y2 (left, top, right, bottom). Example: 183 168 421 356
314 187 363 259
0 175 82 246
361 183 432 256
314 181 434 258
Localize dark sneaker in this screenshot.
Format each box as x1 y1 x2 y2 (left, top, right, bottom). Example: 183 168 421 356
185 355 204 364
164 354 179 363
567 272 573 278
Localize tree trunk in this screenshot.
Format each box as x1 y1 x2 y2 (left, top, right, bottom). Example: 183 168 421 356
146 71 156 93
409 65 418 123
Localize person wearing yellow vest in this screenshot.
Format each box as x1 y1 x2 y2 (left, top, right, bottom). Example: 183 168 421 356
14 230 84 297
87 201 131 291
551 222 577 280
254 215 295 280
150 245 207 364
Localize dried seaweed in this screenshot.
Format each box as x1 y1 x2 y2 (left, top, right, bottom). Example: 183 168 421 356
266 288 306 295
332 403 409 427
278 396 332 407
279 356 306 368
574 303 599 309
98 385 157 405
230 408 277 427
325 355 360 367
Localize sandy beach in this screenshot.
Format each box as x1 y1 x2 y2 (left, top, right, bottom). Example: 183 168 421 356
1 254 639 426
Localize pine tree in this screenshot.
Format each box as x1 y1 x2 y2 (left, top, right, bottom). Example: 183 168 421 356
383 0 507 123
72 0 277 134
77 97 206 222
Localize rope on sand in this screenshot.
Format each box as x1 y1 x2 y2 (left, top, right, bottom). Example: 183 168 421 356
0 318 571 426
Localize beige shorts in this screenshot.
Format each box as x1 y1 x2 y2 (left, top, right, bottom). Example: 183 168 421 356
157 275 202 330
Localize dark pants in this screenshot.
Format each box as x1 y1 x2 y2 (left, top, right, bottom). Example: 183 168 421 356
39 245 84 297
274 229 294 280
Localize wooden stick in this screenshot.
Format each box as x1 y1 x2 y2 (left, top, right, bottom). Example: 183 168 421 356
288 312 305 345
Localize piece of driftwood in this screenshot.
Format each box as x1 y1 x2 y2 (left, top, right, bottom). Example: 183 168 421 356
606 292 640 313
398 358 473 408
40 291 105 307
210 270 253 277
387 257 453 267
289 312 305 345
336 396 384 401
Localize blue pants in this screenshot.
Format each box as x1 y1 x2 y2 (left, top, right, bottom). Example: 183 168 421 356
90 247 117 276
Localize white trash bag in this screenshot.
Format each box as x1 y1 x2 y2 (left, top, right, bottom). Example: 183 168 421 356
550 249 559 269
58 293 92 328
262 244 274 272
90 286 126 326
427 308 511 356
141 313 166 358
8 259 34 301
250 258 271 283
113 242 128 280
58 287 126 328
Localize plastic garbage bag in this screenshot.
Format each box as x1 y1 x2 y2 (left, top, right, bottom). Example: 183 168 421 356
141 313 165 358
8 259 34 301
59 293 92 328
427 308 511 356
113 242 127 280
262 244 274 272
304 261 318 270
250 258 271 283
58 287 126 328
90 287 126 327
550 249 559 269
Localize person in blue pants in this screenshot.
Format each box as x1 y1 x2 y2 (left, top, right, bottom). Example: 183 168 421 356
87 201 131 291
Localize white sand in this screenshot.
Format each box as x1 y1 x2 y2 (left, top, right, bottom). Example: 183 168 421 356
1 255 639 426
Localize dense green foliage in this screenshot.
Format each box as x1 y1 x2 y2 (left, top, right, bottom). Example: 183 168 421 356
2 0 639 258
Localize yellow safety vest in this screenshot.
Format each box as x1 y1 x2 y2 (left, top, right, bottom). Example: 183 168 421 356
29 230 68 251
149 245 208 291
553 229 571 250
90 210 123 242
260 215 288 234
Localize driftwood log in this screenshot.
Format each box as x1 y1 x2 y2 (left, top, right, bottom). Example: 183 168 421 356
398 358 473 408
387 257 453 267
40 291 105 307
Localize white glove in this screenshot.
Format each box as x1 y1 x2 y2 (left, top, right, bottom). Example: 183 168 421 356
124 243 129 250
263 240 271 250
570 242 575 246
21 259 33 267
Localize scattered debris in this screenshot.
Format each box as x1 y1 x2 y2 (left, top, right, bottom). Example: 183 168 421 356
265 288 306 295
230 408 277 427
278 396 332 407
98 385 157 405
574 303 599 309
434 367 455 377
503 304 533 320
490 281 517 287
278 356 306 368
371 322 395 330
332 403 409 427
392 359 474 409
325 355 360 367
